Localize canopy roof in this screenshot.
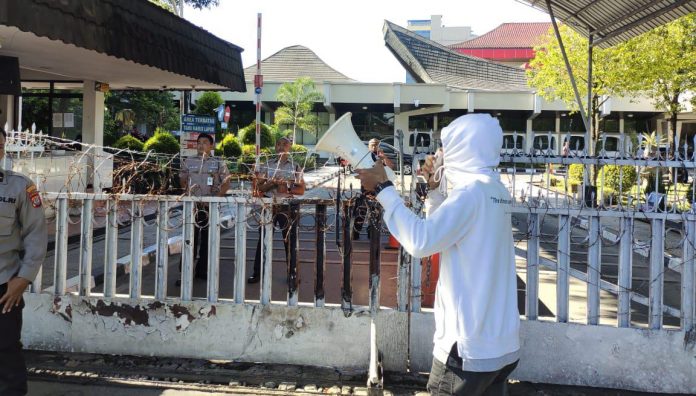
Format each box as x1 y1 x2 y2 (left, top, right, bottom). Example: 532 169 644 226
516 0 696 47
0 0 246 90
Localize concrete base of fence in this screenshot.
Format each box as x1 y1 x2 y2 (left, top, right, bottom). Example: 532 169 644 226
21 294 696 394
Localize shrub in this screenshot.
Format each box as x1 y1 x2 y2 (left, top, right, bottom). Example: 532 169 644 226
568 163 585 184
290 144 316 170
238 144 273 173
239 122 274 148
600 165 637 193
216 134 242 158
143 129 180 154
193 92 224 116
113 135 144 152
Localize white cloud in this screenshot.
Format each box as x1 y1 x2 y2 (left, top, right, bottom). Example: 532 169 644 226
185 0 548 83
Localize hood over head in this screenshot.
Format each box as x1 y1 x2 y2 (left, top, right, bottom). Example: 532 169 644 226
440 113 502 184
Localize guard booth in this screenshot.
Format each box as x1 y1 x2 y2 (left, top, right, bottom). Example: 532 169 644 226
0 0 246 192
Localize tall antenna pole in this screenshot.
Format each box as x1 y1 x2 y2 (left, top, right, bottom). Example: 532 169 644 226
254 13 263 170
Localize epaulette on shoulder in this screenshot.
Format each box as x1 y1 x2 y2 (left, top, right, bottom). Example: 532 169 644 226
5 171 33 186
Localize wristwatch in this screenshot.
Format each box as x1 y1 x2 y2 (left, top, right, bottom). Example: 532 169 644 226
373 180 394 195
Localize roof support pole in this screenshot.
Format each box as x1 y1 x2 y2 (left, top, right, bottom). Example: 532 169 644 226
546 0 591 135
587 33 594 159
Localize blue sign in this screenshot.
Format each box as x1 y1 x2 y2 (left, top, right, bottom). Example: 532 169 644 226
221 122 228 129
216 105 225 122
254 87 262 94
181 114 216 133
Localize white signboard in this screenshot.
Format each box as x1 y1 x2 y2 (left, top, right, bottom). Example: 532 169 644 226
52 113 63 128
63 113 74 128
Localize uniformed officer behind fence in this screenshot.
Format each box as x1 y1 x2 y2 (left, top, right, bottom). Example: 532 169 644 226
248 137 305 284
178 134 231 285
0 135 48 395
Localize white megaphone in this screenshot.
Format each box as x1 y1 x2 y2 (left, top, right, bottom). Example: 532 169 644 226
315 112 396 181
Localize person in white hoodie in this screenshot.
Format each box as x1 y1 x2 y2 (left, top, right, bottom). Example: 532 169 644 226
357 113 520 395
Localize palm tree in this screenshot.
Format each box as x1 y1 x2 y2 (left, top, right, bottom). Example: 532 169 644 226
274 77 324 144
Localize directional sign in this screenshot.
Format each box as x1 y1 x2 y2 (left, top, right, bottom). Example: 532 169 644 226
216 105 225 122
255 87 262 94
181 114 216 133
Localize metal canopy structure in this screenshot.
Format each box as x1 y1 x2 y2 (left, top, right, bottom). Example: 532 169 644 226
517 0 696 48
517 0 695 160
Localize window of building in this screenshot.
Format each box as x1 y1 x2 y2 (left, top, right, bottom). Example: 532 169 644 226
532 116 555 133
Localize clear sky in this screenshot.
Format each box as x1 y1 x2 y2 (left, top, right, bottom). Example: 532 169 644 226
184 0 549 83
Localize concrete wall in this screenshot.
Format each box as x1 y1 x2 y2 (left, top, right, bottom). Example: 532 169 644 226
23 294 696 393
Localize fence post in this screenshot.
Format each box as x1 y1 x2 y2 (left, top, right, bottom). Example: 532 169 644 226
315 204 327 307
649 218 665 330
683 218 696 332
287 202 300 306
103 198 118 298
234 202 247 304
181 201 195 301
53 197 68 296
154 200 169 300
618 216 634 327
129 200 144 300
207 202 221 303
556 214 570 322
78 197 94 297
526 213 539 320
587 215 601 325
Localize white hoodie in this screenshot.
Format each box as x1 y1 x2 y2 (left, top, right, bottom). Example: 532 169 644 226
376 113 520 371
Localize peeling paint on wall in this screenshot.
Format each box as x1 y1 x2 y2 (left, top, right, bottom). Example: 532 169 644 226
50 297 72 322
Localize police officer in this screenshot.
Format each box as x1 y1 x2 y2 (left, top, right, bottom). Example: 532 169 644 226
179 134 230 283
248 137 305 284
0 140 47 395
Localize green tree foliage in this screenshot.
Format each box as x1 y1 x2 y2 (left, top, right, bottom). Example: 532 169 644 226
113 135 145 152
617 14 696 147
216 134 242 158
143 128 180 154
193 92 224 116
290 144 316 170
274 77 324 143
239 122 274 148
527 25 634 154
149 0 219 15
568 163 585 184
238 144 272 173
105 91 179 136
600 165 637 193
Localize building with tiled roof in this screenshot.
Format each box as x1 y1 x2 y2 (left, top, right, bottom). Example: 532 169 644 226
383 20 530 91
450 22 552 67
243 45 355 83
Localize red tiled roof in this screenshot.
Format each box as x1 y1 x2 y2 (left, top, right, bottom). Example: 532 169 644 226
450 22 552 49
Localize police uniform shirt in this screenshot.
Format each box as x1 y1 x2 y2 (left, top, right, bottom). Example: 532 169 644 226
181 155 230 197
257 158 301 198
0 170 48 285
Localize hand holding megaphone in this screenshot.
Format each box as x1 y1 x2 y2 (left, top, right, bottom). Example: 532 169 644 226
355 160 390 192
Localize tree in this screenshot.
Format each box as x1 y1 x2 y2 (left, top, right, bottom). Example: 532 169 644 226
274 77 324 144
193 92 224 116
105 91 179 136
617 14 696 152
527 25 635 184
149 0 219 16
528 26 634 151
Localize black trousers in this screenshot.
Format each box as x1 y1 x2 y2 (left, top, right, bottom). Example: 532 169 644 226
0 283 27 396
193 207 210 278
252 205 290 278
426 344 518 396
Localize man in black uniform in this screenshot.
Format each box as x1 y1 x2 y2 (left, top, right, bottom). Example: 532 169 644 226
0 128 48 396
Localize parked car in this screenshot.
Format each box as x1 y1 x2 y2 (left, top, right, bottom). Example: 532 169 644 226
377 142 413 175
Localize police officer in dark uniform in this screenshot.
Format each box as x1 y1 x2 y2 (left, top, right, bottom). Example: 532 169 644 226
179 134 230 282
0 128 48 396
